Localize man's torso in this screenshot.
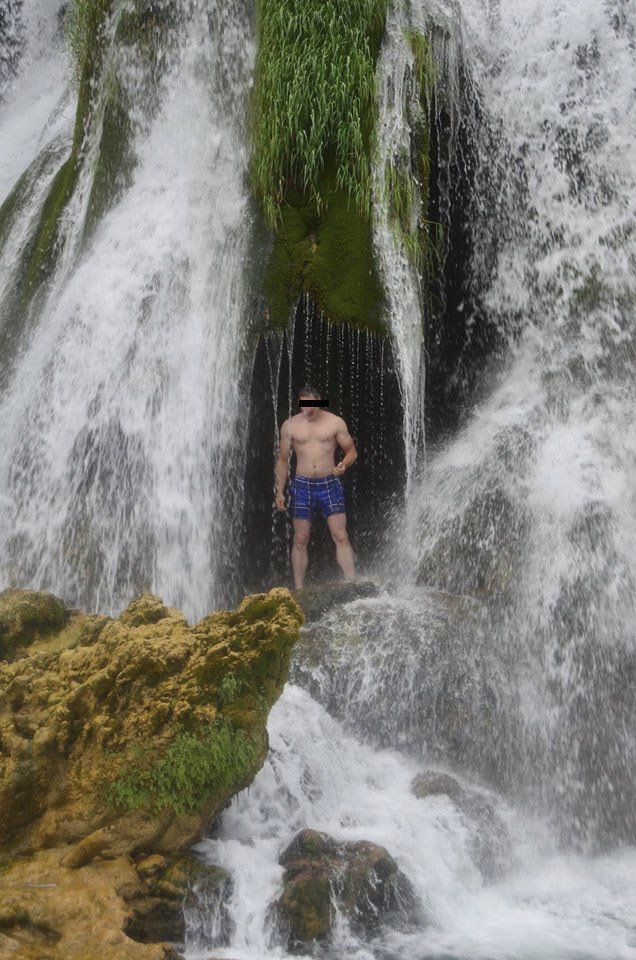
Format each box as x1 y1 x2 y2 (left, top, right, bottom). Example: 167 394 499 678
287 411 340 478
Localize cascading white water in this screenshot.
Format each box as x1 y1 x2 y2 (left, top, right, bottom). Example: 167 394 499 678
183 0 636 956
187 684 636 960
0 0 72 201
402 0 636 841
0 0 254 618
373 1 426 494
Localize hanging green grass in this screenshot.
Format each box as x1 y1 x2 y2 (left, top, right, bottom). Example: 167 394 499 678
252 0 389 226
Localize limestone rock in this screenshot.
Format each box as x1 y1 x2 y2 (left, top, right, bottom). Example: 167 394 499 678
0 586 303 959
412 770 512 879
119 594 169 628
0 587 302 858
0 848 168 960
273 828 421 951
0 588 68 660
293 580 378 622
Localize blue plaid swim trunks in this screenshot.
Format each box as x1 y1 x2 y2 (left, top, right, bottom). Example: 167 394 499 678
288 474 346 520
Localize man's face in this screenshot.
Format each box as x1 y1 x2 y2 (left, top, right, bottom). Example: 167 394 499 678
299 396 319 419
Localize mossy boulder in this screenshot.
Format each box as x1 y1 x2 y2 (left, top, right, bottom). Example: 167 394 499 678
0 587 302 857
273 828 421 951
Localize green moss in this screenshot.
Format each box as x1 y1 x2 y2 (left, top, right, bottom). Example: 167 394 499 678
0 178 24 254
22 158 77 295
65 0 100 83
22 0 113 299
263 176 385 332
107 718 261 815
251 0 394 329
84 79 134 233
218 671 246 706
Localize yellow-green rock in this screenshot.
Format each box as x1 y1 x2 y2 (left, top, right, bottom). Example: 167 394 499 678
0 586 302 958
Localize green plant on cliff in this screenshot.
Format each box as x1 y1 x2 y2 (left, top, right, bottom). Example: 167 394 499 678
382 28 440 274
107 719 260 815
252 0 389 226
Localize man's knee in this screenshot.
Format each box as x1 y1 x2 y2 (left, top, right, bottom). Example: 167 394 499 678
293 530 310 548
330 525 349 545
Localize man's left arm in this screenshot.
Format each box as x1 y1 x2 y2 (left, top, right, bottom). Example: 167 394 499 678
333 419 357 477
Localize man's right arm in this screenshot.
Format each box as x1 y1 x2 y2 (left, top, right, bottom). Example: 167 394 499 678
275 421 292 509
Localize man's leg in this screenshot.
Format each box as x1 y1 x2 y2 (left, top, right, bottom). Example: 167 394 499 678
326 512 355 580
292 518 311 590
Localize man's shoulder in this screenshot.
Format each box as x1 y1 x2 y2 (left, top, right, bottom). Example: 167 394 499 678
329 412 348 429
281 413 302 432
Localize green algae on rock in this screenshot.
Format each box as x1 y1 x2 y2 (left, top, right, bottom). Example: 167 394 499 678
21 0 114 297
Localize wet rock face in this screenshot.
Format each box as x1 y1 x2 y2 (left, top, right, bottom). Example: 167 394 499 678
416 486 530 601
273 828 421 952
293 580 378 622
122 855 233 946
411 770 512 880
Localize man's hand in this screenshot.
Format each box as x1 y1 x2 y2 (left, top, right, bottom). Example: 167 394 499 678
333 462 346 477
275 493 286 511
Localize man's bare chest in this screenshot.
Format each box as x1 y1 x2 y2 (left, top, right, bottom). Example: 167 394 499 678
291 425 336 447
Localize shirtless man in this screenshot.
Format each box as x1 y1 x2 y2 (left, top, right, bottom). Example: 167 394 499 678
275 385 357 590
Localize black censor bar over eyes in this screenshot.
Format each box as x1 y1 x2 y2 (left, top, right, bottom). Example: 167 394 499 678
298 399 328 407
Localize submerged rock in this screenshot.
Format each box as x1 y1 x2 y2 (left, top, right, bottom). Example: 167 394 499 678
0 586 302 958
412 770 512 879
273 828 421 952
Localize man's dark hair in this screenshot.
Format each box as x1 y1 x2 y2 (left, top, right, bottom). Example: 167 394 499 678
298 384 321 400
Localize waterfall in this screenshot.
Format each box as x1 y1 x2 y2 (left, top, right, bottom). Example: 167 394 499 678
0 0 71 199
373 1 426 494
0 0 254 619
402 0 636 844
2 0 636 955
183 0 636 956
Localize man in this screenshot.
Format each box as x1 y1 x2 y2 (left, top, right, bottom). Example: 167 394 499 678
275 385 357 590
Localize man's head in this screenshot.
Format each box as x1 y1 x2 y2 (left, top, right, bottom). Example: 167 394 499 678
298 384 322 420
